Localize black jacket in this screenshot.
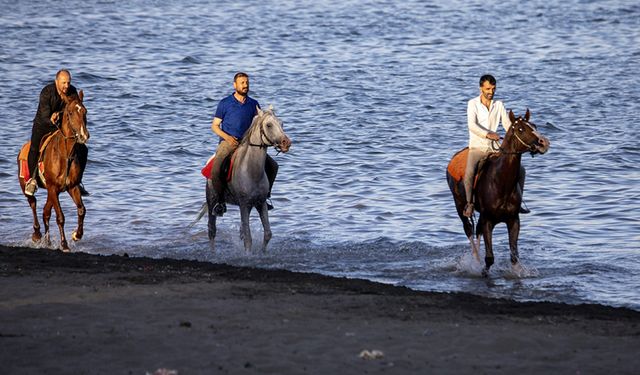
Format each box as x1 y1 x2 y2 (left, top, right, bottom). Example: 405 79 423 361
32 82 77 132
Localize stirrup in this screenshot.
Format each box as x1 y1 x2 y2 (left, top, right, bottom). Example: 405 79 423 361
212 202 227 217
266 198 274 211
24 178 37 196
463 202 474 218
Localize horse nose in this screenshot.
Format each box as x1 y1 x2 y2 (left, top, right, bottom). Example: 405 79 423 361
280 136 291 152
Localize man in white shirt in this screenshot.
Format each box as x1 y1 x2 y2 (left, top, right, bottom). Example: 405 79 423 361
463 74 528 217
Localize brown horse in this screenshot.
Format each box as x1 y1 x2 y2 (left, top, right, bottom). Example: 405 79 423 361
446 109 550 275
17 91 90 251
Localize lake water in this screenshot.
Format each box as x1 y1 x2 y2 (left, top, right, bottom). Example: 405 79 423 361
1 0 639 310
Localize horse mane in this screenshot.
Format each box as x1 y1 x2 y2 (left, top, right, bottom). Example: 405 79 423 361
239 106 274 145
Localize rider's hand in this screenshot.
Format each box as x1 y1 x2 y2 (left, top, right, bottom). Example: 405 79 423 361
486 132 500 141
226 136 239 147
50 112 60 124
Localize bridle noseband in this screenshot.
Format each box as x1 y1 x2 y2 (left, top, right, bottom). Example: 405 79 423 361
57 102 86 142
248 114 284 152
494 119 540 155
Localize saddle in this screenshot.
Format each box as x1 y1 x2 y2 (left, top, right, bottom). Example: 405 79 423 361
447 147 495 188
18 131 59 184
200 152 235 182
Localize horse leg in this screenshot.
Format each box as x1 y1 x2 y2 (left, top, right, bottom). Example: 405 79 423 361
256 202 272 252
48 189 69 251
480 218 495 276
68 186 85 241
205 179 217 247
239 205 252 252
507 217 522 273
42 191 54 247
26 194 42 242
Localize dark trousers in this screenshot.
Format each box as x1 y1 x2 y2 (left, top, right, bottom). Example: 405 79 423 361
27 125 88 182
27 125 53 179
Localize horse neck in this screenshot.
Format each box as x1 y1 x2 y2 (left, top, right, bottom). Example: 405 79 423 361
55 114 77 155
236 124 268 177
491 134 523 191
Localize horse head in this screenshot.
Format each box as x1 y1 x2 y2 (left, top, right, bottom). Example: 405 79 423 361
506 109 550 155
254 105 291 153
61 90 90 144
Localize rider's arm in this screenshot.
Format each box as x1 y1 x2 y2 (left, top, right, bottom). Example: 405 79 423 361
467 100 491 139
211 117 238 146
35 86 57 127
499 102 512 132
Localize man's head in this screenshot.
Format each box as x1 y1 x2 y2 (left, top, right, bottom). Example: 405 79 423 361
55 69 72 95
233 72 250 97
479 74 496 102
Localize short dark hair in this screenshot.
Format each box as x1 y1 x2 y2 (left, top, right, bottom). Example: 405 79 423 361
479 74 496 86
234 72 249 82
56 69 71 80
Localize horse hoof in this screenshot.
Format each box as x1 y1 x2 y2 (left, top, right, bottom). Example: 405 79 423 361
32 233 42 242
481 268 489 277
71 230 82 241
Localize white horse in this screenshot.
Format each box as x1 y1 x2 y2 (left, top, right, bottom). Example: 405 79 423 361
205 106 291 251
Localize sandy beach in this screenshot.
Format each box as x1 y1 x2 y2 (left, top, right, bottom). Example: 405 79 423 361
1 244 638 375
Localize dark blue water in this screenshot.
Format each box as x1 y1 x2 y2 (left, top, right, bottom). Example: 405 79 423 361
1 0 639 310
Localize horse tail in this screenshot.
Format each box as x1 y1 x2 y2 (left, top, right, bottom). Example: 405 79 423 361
188 201 208 228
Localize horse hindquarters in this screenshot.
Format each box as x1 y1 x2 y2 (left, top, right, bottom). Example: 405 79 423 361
446 172 473 238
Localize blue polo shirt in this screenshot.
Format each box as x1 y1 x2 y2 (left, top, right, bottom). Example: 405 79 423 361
214 94 260 140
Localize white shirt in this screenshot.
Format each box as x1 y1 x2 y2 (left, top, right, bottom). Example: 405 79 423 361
467 95 512 151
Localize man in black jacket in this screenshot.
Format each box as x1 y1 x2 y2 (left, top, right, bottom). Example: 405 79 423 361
24 69 89 196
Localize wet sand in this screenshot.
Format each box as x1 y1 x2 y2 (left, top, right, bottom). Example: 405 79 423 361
1 244 639 374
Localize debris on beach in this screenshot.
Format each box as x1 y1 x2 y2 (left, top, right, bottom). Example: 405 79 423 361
359 349 384 360
146 368 178 375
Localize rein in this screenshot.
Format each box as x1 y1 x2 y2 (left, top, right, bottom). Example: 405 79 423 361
52 110 80 190
492 123 538 156
247 115 283 153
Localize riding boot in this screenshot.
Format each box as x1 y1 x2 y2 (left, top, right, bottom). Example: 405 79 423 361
76 144 90 196
212 190 227 216
25 178 38 196
463 202 474 218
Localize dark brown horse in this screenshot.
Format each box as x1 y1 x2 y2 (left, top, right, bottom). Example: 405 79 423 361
17 91 90 251
446 109 550 275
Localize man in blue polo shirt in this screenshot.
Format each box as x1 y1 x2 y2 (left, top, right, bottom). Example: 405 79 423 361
209 72 278 216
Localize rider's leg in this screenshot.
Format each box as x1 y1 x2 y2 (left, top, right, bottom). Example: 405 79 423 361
463 149 485 217
264 155 279 210
25 126 48 195
76 144 90 196
518 165 530 214
210 141 236 215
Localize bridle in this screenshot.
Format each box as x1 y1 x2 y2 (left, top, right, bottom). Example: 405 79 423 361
56 102 86 142
248 113 285 152
492 119 540 155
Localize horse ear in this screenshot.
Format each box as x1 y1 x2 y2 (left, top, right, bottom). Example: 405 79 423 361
509 110 515 123
256 105 263 116
79 90 84 101
525 108 530 121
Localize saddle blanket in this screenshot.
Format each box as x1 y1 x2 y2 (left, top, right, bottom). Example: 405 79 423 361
201 153 234 181
18 132 59 183
447 148 469 183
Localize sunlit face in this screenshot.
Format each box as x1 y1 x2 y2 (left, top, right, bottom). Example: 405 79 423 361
479 81 496 102
55 72 71 95
234 76 249 96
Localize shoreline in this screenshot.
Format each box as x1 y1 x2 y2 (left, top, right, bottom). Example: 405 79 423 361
2 244 639 374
